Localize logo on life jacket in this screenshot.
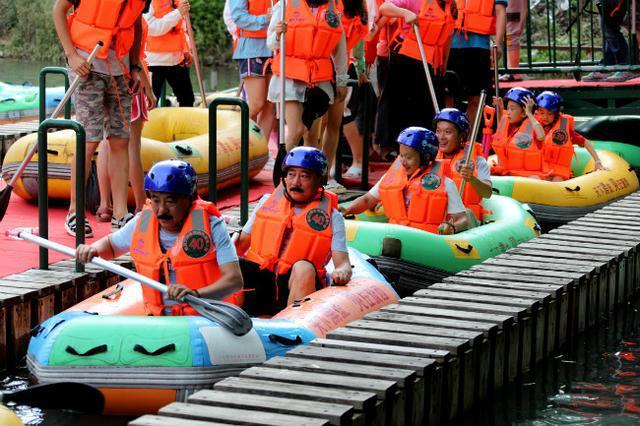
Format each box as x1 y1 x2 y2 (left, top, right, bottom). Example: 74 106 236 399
306 208 331 231
325 10 340 28
421 173 442 190
182 230 212 258
552 129 568 145
515 134 533 149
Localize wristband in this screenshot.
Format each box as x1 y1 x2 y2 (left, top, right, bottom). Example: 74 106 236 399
130 63 143 73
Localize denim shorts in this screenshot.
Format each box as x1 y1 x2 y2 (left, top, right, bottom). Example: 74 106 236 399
237 57 271 79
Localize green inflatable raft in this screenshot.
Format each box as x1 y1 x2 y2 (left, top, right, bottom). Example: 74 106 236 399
342 194 540 296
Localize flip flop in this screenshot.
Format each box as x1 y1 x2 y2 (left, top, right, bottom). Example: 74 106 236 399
96 206 113 223
343 166 362 179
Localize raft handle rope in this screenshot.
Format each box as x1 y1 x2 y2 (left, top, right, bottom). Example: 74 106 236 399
133 343 176 356
565 186 581 192
14 230 254 337
269 334 303 346
66 344 108 357
454 243 474 254
102 283 124 300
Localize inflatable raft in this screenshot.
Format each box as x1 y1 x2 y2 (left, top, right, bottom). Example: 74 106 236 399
26 248 398 416
1 107 269 205
343 194 540 295
0 82 65 123
490 147 639 224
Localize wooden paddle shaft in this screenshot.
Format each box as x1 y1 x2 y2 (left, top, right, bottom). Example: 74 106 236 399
185 13 208 108
8 42 103 188
459 90 487 198
413 24 440 114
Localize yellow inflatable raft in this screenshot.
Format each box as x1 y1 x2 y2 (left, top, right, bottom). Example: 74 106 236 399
0 107 269 203
490 147 639 223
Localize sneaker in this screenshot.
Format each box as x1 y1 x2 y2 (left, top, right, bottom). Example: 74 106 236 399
65 213 93 238
604 71 637 82
325 178 346 194
111 212 135 230
582 71 609 82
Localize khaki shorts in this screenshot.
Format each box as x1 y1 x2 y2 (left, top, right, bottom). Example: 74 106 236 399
69 70 132 142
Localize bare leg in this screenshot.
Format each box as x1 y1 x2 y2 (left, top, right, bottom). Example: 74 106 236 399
108 136 130 220
96 138 112 215
305 116 324 149
287 261 318 305
321 99 345 173
243 76 268 123
256 75 275 138
129 118 146 213
507 49 522 79
343 121 363 170
284 101 305 151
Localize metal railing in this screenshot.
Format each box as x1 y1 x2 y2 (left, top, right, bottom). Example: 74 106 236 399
503 0 639 75
37 119 86 272
38 68 70 123
208 97 250 225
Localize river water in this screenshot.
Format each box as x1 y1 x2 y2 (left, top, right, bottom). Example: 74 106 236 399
2 296 638 425
0 58 239 92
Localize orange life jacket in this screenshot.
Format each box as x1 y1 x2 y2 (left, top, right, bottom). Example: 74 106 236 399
541 114 575 180
491 116 542 177
68 0 147 59
438 144 485 221
245 185 337 283
271 0 343 84
378 159 448 233
393 0 455 71
145 0 189 53
343 13 368 52
130 199 239 316
238 0 271 38
455 0 496 35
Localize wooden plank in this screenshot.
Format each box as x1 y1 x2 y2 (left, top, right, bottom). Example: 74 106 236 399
130 414 232 426
264 357 412 426
456 269 573 286
5 268 84 312
188 390 353 426
286 345 433 426
214 377 377 413
159 402 330 426
308 339 445 426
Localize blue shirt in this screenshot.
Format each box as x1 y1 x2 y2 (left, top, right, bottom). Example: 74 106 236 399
230 0 273 59
451 0 508 50
111 212 239 285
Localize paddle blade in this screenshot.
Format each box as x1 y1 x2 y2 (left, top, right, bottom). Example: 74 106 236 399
272 143 287 186
187 296 253 336
0 184 13 223
2 382 104 414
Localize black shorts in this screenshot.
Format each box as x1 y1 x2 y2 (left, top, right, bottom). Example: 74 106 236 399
302 86 332 129
447 48 492 98
239 258 322 316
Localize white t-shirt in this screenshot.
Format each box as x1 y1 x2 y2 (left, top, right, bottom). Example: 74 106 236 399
369 174 467 214
144 5 186 67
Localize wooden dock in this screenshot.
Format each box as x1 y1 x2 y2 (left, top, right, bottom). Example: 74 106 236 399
129 192 640 425
0 120 39 165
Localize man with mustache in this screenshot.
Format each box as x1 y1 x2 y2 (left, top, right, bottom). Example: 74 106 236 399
76 159 243 316
235 147 352 315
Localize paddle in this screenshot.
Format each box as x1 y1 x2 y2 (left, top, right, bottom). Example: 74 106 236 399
481 42 500 158
412 24 440 114
272 0 288 186
184 13 208 108
459 90 487 199
13 230 253 336
0 41 103 223
0 382 104 413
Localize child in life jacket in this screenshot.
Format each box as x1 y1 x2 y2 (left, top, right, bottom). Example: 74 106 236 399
340 127 469 235
434 108 492 227
490 87 546 178
534 91 606 182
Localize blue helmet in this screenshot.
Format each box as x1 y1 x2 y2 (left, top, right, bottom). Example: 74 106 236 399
504 87 534 108
282 146 328 177
144 159 197 196
536 91 563 113
397 127 438 158
433 108 470 134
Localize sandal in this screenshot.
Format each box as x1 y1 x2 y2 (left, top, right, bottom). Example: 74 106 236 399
96 206 113 223
343 165 362 179
111 213 135 230
65 213 93 238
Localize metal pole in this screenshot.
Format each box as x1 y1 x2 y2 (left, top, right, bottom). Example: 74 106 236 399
361 83 372 191
413 24 440 113
39 67 70 123
459 91 487 199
